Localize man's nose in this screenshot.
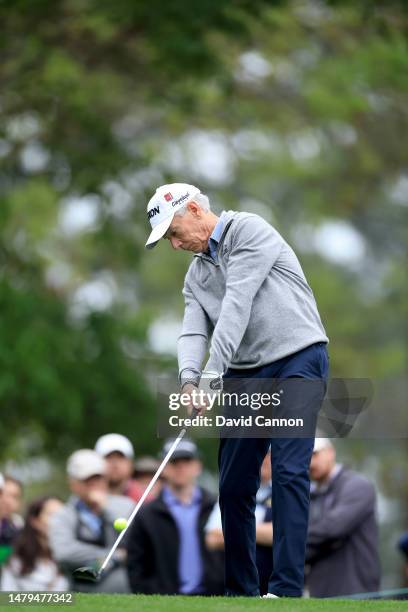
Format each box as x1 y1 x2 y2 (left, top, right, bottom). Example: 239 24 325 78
170 237 183 250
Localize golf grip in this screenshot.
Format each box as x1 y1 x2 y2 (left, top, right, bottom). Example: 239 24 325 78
100 406 202 573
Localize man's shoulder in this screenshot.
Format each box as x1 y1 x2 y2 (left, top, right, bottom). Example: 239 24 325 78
224 211 283 247
335 466 376 496
226 210 271 231
138 487 216 512
199 486 217 508
50 497 77 524
186 212 273 266
106 493 135 514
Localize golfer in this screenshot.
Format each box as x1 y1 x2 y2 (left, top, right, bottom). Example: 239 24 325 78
145 183 329 598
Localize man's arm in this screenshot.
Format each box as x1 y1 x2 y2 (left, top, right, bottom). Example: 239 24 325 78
177 280 211 387
306 476 376 561
206 522 273 549
48 509 111 569
256 522 273 546
205 529 225 550
204 502 224 551
205 215 283 375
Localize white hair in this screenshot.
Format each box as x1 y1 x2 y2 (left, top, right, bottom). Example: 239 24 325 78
174 192 210 217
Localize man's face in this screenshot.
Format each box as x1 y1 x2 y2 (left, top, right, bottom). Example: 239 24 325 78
134 472 157 488
69 474 108 504
309 447 336 483
164 202 210 253
104 451 133 486
163 458 201 488
2 480 23 517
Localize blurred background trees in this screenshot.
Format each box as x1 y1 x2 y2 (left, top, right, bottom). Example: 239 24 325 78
1 0 407 586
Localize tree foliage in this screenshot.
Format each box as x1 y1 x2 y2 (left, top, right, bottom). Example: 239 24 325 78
0 1 407 488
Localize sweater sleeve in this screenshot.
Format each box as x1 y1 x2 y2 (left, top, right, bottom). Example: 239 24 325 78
306 476 376 554
0 562 20 591
177 278 211 386
48 509 111 569
205 215 283 374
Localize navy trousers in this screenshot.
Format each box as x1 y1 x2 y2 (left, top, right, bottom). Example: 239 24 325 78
218 342 329 597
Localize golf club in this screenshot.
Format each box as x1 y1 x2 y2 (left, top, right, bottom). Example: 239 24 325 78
73 405 202 583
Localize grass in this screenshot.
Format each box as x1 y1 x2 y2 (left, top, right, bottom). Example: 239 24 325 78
3 594 406 611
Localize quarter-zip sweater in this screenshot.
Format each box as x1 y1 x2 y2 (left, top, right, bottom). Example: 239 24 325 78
177 211 328 386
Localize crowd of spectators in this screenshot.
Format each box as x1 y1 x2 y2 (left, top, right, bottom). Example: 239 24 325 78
0 435 403 597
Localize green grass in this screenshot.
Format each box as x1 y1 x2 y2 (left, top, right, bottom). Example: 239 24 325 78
3 594 406 611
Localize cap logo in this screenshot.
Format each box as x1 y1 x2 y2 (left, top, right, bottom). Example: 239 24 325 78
172 192 190 207
164 192 173 202
148 205 160 219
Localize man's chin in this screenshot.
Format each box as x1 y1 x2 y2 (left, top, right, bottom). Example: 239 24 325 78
180 244 205 254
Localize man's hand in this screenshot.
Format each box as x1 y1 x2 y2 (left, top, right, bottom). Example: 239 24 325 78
113 548 127 564
86 489 108 513
182 383 208 416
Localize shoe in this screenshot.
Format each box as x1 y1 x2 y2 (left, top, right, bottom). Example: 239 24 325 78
262 593 280 598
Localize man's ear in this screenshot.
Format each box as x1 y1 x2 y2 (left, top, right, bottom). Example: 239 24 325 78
187 201 201 216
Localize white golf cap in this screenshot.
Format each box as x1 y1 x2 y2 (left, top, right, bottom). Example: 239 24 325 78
95 433 134 459
145 183 201 249
313 437 333 453
67 449 106 480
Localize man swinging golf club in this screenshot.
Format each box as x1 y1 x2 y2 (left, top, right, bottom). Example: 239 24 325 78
145 183 329 598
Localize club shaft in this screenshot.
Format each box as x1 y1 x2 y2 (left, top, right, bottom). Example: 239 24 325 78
100 426 189 572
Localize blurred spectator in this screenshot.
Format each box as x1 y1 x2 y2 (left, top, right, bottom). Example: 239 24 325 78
205 450 273 595
0 472 7 571
49 449 134 593
95 434 161 503
132 456 162 500
1 496 68 591
0 476 24 568
2 477 24 526
397 532 408 581
95 433 135 497
305 438 381 597
127 438 224 595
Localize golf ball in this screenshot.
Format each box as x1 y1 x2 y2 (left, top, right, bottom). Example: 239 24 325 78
113 517 127 531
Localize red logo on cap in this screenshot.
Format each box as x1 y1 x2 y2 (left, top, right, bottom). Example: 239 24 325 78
164 192 173 202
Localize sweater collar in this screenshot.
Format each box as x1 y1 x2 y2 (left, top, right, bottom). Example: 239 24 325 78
194 210 238 261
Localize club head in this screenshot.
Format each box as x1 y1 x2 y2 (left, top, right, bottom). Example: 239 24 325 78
72 566 100 583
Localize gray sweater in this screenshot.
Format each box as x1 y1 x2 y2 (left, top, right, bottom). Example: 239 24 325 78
178 211 328 385
49 494 134 593
305 466 381 597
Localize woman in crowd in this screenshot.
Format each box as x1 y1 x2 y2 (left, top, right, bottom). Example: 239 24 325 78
1 496 68 591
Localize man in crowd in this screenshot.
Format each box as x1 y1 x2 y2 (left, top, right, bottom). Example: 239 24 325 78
205 450 273 595
95 433 160 503
0 475 24 567
95 433 135 497
133 456 162 501
398 531 408 580
0 472 6 573
305 437 381 597
49 449 134 592
144 183 329 597
126 439 224 595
